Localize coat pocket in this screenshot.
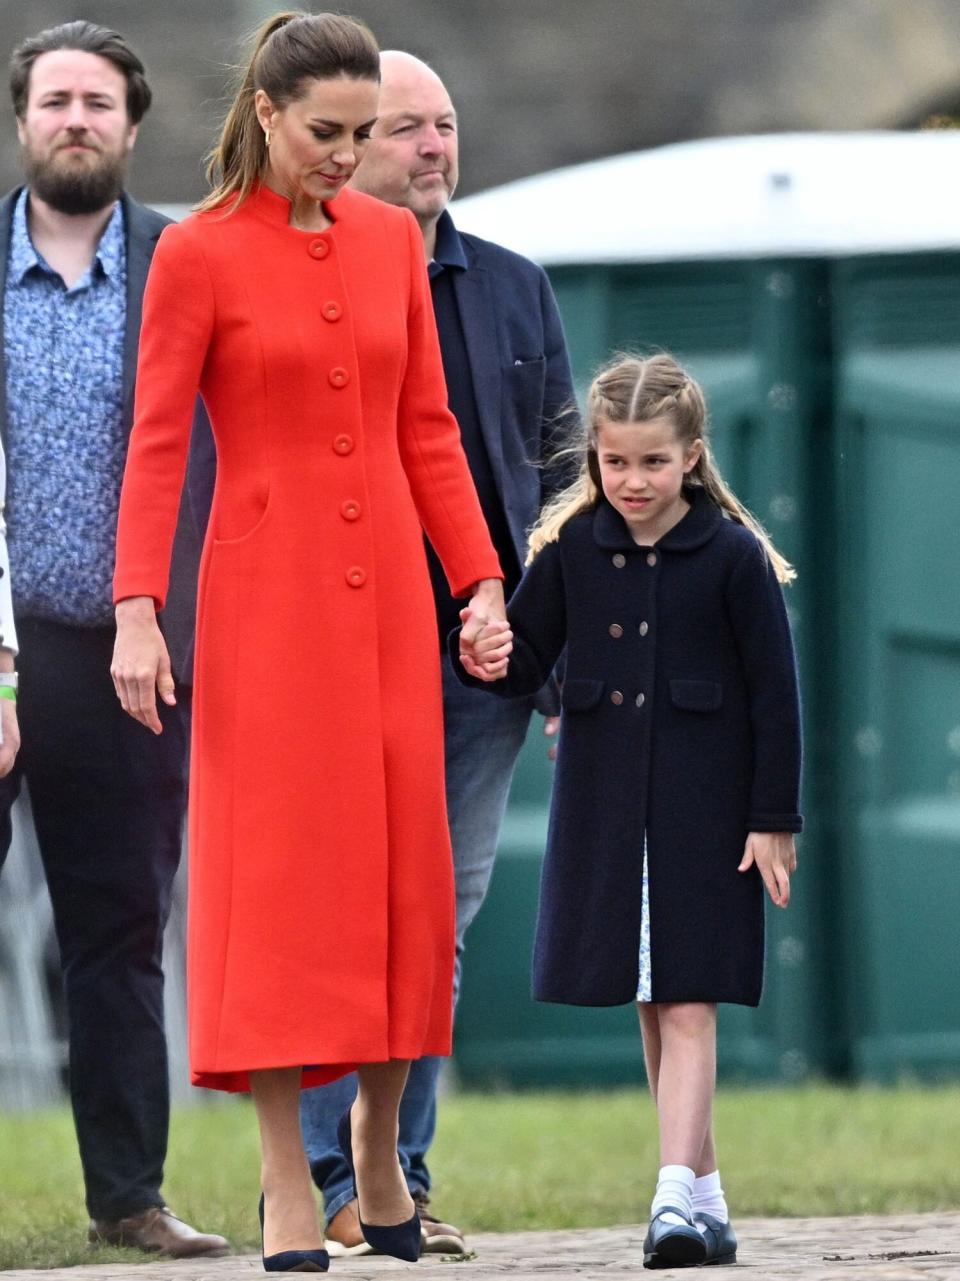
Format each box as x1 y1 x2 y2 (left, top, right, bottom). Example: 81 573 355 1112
561 677 605 711
211 487 273 549
501 356 547 427
669 678 723 712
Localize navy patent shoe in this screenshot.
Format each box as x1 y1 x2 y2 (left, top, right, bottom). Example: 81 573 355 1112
694 1212 738 1266
642 1206 707 1269
337 1109 421 1262
259 1195 330 1273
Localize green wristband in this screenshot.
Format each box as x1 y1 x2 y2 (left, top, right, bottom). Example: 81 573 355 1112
0 686 16 702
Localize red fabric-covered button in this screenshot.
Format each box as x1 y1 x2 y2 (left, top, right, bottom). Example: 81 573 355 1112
322 300 342 322
332 434 354 455
340 500 361 521
308 238 330 259
345 566 367 588
329 367 350 388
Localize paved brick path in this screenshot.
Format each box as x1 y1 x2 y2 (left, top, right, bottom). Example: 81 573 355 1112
4 1214 959 1280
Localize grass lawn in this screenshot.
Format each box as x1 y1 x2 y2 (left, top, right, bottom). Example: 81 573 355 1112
1 1085 958 1269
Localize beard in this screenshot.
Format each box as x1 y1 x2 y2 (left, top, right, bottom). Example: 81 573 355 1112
22 141 128 215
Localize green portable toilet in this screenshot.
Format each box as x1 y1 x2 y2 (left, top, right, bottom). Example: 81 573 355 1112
449 131 960 1086
830 250 960 1079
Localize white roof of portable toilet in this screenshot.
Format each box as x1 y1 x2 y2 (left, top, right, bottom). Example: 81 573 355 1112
451 131 960 264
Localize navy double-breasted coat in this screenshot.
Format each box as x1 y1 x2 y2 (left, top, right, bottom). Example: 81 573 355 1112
453 488 803 1007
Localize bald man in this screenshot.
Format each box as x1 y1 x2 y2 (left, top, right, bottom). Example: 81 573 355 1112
298 52 577 1256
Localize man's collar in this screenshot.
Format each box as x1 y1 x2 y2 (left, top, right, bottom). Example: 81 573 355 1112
428 208 468 275
8 188 126 286
592 486 725 553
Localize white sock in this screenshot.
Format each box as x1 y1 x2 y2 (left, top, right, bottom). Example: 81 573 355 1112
692 1169 729 1223
650 1164 695 1222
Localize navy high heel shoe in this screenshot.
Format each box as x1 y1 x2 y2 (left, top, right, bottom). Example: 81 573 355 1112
337 1109 421 1262
259 1194 330 1273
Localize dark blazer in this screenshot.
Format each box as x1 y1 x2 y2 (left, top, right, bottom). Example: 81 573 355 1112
186 209 576 711
452 488 803 1008
450 219 577 569
0 187 201 681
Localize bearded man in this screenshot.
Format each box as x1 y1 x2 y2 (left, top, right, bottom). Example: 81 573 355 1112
0 21 226 1258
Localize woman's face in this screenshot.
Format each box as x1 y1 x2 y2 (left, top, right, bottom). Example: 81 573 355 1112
256 75 379 206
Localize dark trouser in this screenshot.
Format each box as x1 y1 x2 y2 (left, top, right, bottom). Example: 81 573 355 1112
0 618 188 1221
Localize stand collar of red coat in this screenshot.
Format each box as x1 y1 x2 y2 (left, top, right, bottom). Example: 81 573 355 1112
592 486 724 554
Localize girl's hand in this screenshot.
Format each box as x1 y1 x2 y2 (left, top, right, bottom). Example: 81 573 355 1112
112 596 175 735
0 697 20 778
738 831 797 907
459 609 512 681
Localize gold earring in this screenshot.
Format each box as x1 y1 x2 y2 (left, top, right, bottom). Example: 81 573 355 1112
264 128 271 147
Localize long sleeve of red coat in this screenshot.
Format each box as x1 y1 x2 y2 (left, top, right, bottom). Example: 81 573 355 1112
114 224 214 609
395 210 502 596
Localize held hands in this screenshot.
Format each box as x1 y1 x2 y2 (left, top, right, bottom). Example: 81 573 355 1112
111 596 176 735
459 577 512 682
739 831 798 907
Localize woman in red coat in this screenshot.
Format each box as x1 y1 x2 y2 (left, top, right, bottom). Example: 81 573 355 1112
111 12 505 1268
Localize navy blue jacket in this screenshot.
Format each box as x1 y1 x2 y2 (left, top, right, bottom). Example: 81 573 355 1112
453 488 803 1007
186 210 576 710
446 219 576 573
0 187 202 682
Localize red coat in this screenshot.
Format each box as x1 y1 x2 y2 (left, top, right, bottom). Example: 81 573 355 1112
114 184 501 1092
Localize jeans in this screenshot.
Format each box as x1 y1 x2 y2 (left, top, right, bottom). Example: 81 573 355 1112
300 655 532 1222
0 619 188 1220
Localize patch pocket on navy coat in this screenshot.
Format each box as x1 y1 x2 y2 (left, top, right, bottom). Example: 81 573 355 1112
560 678 605 711
501 356 546 421
669 679 723 712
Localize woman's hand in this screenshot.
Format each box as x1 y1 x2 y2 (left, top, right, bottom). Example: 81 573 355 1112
459 610 512 681
111 596 175 734
0 698 20 778
459 578 512 681
461 578 507 641
738 831 797 907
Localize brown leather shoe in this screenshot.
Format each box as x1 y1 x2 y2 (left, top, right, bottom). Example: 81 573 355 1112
87 1205 230 1258
412 1190 467 1255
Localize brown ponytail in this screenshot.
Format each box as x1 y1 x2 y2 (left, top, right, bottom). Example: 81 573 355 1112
199 10 379 215
691 437 796 583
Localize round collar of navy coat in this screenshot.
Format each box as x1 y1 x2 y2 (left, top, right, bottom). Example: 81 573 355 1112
245 180 344 234
592 485 724 554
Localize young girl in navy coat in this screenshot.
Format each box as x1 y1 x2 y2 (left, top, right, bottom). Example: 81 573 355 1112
457 353 802 1269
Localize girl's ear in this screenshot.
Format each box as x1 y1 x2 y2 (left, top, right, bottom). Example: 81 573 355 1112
683 438 704 474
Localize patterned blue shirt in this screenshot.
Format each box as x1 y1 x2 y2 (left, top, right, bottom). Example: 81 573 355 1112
3 188 128 626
